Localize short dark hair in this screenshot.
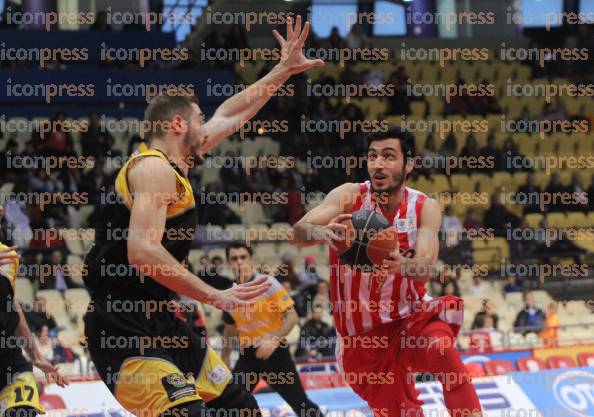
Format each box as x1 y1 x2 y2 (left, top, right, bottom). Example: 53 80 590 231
144 94 199 139
366 127 415 161
225 241 253 260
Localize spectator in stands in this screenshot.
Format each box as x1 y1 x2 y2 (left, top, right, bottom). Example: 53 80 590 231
467 275 490 298
312 280 333 326
35 325 55 363
503 275 522 293
463 208 482 232
295 305 336 359
42 112 74 156
82 112 114 159
480 133 499 169
568 172 588 212
541 301 560 348
346 23 368 49
501 137 524 173
516 172 542 214
37 249 82 292
277 253 301 291
483 193 521 237
24 297 57 334
459 135 480 171
298 255 322 290
514 291 545 335
438 132 457 160
329 26 345 49
471 299 499 330
441 206 463 248
544 172 569 211
439 278 461 297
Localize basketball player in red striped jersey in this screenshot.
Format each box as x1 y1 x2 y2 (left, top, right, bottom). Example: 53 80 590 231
291 128 482 417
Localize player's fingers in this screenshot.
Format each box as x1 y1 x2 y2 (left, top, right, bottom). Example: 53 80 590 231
236 285 270 300
239 276 268 288
297 21 309 45
331 213 352 223
293 15 302 41
272 29 286 47
286 16 294 42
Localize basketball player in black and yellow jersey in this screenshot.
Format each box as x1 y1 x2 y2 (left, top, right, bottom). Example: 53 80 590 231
221 241 322 417
83 17 323 417
0 210 66 417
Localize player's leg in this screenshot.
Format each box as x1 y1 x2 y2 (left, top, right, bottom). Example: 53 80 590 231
231 347 261 393
205 382 261 417
260 345 322 417
410 320 482 417
114 357 205 417
0 371 45 417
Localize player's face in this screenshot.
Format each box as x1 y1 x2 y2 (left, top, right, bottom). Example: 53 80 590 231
227 247 254 282
367 138 412 194
179 103 208 162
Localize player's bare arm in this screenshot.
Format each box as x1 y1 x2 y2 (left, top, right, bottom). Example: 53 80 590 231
221 323 237 367
14 302 67 387
255 306 298 360
382 198 441 281
291 182 360 248
126 157 270 309
201 16 323 152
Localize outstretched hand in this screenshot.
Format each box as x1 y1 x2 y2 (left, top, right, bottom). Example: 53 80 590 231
273 15 324 75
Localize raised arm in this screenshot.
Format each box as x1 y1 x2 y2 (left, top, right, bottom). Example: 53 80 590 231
291 182 360 248
201 16 323 152
126 157 270 308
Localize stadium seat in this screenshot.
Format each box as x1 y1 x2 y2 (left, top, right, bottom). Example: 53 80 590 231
15 279 35 305
252 379 271 394
517 357 547 372
40 394 67 410
547 355 578 369
484 360 516 376
524 213 544 229
577 352 594 367
465 362 486 378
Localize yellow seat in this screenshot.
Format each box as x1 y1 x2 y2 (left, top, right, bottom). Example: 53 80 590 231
566 212 588 228
525 213 544 228
546 212 568 228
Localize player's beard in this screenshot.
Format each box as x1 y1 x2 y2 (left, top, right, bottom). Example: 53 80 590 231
371 165 406 200
183 130 204 166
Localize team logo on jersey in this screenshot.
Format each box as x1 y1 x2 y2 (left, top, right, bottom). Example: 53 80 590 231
208 365 231 385
162 373 196 402
396 218 415 232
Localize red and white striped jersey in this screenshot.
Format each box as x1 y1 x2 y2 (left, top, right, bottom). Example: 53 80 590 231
329 181 430 336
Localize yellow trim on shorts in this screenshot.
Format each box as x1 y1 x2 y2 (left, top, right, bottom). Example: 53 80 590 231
0 372 44 416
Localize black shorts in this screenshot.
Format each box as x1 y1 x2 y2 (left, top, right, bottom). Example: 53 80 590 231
0 347 33 392
84 300 233 417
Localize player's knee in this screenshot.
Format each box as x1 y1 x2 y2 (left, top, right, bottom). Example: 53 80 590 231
5 406 38 417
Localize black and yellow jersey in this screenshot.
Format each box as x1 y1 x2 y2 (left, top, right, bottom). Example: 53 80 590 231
83 143 197 303
222 274 294 347
0 242 20 339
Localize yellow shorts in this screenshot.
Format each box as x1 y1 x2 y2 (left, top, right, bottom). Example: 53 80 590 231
114 347 232 417
0 372 44 417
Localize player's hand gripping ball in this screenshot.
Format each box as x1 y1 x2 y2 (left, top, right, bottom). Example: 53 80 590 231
334 209 398 269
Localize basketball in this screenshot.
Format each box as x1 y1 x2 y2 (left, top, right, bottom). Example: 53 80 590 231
335 209 399 268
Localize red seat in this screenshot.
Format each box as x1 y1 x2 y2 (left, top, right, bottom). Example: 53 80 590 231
547 355 578 369
300 373 333 390
577 352 594 367
517 357 547 372
484 359 516 376
465 362 486 378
